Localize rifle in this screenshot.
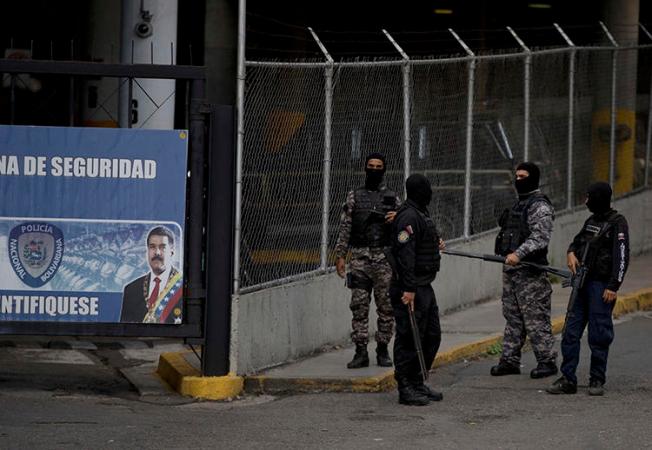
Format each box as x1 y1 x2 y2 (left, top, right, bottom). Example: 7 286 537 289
562 255 588 336
441 249 572 280
407 304 429 382
442 249 583 335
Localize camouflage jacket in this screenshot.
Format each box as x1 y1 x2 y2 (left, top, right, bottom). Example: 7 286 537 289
511 194 555 267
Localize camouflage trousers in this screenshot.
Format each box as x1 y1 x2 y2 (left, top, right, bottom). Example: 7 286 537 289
500 269 557 366
347 247 394 345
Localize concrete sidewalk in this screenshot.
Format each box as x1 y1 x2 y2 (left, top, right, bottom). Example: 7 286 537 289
228 251 652 395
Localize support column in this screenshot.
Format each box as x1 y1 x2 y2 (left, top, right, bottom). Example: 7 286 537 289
119 0 178 129
598 0 640 194
204 0 238 105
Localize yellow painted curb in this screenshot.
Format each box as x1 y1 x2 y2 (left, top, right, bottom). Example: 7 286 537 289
244 370 396 394
157 352 243 400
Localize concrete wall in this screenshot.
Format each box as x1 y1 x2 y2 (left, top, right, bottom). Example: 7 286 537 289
236 189 652 374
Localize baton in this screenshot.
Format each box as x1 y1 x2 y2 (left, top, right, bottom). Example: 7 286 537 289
407 303 429 382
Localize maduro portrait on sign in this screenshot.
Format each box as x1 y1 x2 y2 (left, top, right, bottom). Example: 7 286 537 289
121 226 183 324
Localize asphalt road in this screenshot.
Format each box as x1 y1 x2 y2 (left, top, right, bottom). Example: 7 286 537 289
1 312 651 449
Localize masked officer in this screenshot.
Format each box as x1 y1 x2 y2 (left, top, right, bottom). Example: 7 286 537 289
335 153 400 369
492 162 558 379
389 174 445 406
547 182 629 396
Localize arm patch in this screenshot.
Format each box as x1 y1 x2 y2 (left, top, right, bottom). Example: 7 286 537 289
398 230 411 243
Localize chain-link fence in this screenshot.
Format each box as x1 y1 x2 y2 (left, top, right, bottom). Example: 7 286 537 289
237 29 652 293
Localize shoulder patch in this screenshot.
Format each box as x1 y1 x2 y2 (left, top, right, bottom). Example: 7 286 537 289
398 230 411 243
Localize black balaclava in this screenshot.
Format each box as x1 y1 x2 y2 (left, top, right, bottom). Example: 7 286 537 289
586 181 612 214
365 152 386 190
514 161 541 196
406 174 432 209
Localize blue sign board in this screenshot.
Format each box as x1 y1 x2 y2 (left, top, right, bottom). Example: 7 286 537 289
0 125 187 324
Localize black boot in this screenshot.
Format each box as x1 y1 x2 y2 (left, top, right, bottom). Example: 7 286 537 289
414 383 443 402
347 344 369 369
376 343 393 367
398 384 430 406
546 376 577 395
588 380 605 396
490 361 521 376
530 361 558 379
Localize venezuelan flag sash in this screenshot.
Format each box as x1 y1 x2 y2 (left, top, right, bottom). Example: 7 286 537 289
143 271 183 324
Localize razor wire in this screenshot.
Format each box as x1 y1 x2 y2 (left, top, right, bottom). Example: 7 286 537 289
239 43 652 292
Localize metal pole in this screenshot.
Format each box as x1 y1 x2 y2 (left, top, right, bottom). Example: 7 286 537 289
554 23 577 209
127 78 134 128
186 79 209 371
383 29 411 184
507 27 531 162
600 21 618 187
9 75 16 124
203 104 236 377
234 0 246 295
230 0 247 376
497 121 514 161
69 77 75 127
641 24 652 187
308 27 334 270
449 28 475 239
402 64 411 184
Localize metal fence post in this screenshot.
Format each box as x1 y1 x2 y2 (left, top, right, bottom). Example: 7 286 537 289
555 23 577 209
383 30 411 184
600 21 619 187
641 23 652 187
230 0 247 375
450 29 475 239
234 0 246 295
403 63 411 184
308 27 334 270
507 27 531 162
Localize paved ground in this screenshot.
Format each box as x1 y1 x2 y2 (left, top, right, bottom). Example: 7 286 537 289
2 311 652 449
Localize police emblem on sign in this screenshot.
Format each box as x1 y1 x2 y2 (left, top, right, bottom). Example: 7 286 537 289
8 222 64 288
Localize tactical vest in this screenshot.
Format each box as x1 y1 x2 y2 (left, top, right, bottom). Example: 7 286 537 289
574 210 621 280
414 209 441 279
350 186 398 248
494 192 551 265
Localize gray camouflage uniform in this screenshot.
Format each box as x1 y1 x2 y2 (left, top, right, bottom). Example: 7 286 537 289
335 189 400 346
501 197 557 366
